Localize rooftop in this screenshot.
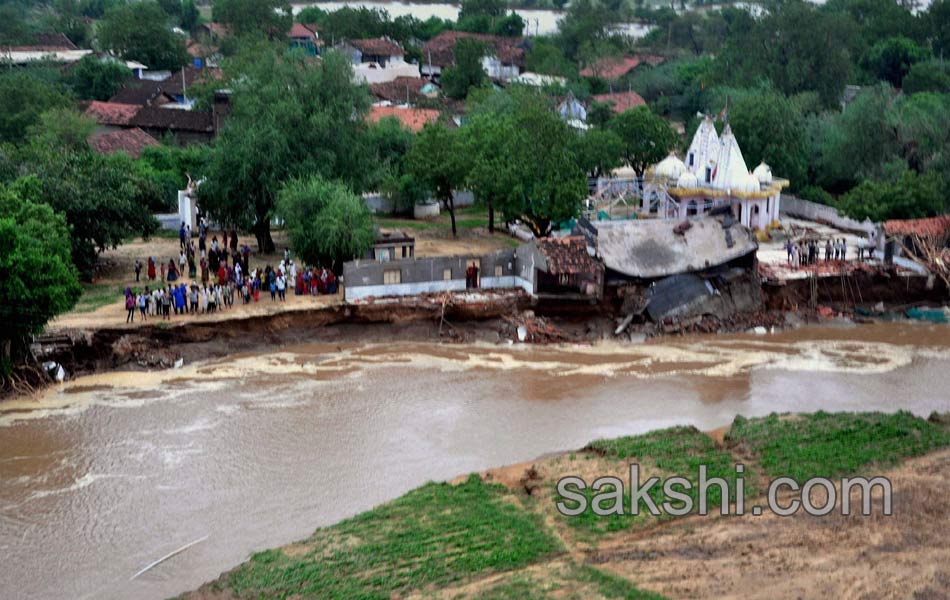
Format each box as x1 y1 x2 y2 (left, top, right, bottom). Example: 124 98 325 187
4 32 78 52
109 79 165 105
88 128 159 158
883 215 950 238
129 106 214 132
535 236 601 275
580 54 664 80
591 90 646 114
370 77 428 104
593 215 758 279
421 31 526 68
349 38 403 57
368 106 440 132
83 101 140 126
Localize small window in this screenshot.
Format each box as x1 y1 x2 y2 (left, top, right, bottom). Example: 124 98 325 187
688 153 694 167
383 270 401 285
443 268 452 280
705 167 712 183
494 265 503 277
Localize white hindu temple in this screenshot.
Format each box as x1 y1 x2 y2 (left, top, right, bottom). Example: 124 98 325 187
648 115 789 231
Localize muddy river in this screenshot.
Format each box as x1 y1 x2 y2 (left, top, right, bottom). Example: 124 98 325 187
1 323 949 599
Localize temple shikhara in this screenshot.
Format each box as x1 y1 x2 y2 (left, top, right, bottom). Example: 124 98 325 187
651 115 789 231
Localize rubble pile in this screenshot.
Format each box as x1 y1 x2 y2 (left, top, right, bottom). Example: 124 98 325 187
502 311 572 343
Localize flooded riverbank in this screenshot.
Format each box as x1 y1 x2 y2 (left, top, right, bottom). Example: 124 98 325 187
1 322 949 599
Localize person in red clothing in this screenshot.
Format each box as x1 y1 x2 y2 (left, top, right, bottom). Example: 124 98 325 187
217 263 227 285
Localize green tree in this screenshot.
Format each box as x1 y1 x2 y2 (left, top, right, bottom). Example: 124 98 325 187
608 106 678 179
213 0 292 37
702 87 809 188
26 108 95 153
464 89 588 236
16 145 160 278
65 54 131 101
98 1 188 70
200 45 372 253
440 38 488 100
836 170 946 221
928 0 950 59
180 0 199 31
903 60 950 94
276 176 374 271
407 123 469 236
0 183 81 374
571 128 624 179
0 71 71 144
862 36 930 87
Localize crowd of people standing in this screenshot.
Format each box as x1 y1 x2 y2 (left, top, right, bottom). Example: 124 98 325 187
785 235 876 268
123 221 338 324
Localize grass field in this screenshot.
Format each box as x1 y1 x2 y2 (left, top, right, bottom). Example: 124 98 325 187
72 283 128 313
188 411 950 600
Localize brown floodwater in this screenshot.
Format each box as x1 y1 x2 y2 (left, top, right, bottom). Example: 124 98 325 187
1 322 949 599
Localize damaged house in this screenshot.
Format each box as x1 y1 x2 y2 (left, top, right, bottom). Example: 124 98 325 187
581 212 763 323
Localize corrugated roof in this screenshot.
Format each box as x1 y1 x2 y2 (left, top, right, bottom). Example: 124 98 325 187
883 215 950 237
594 215 757 279
370 76 427 103
88 127 159 158
109 79 165 105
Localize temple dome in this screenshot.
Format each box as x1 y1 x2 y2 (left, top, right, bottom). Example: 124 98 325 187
753 162 773 184
736 172 761 194
655 153 687 180
676 171 698 189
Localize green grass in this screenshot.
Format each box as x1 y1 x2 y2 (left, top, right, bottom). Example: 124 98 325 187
465 564 665 600
563 426 750 534
226 475 561 599
727 410 950 482
72 283 126 313
375 205 493 233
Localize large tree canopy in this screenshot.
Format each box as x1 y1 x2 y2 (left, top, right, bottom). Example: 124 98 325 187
406 122 469 236
276 176 374 271
608 106 678 179
199 44 372 253
98 1 188 70
213 0 292 37
0 182 81 372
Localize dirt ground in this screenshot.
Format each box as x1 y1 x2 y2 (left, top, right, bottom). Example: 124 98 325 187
474 445 950 600
50 223 515 333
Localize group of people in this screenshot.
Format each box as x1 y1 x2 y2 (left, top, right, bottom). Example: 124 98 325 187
124 224 338 323
785 236 875 267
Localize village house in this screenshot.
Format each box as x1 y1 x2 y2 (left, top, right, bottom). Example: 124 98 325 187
288 22 321 56
128 106 215 145
365 230 416 262
420 31 527 83
83 101 141 133
339 38 420 84
369 77 436 106
2 33 148 76
579 54 664 82
87 128 160 159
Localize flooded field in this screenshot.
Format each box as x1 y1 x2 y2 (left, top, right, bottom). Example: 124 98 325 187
1 322 949 599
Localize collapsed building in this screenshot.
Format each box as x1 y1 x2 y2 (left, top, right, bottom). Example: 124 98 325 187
344 213 762 327
576 212 763 324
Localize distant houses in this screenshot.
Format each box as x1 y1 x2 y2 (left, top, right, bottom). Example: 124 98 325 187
420 31 528 83
339 38 420 84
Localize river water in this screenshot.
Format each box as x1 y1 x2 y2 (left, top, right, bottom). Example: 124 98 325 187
293 1 655 37
1 323 949 599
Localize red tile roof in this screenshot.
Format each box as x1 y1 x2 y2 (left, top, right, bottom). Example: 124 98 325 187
88 127 159 158
591 90 647 114
288 22 319 40
367 106 440 132
83 101 140 126
580 54 664 80
421 31 526 68
883 215 950 238
536 236 602 275
370 77 427 103
5 32 78 52
350 38 403 57
201 22 230 38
